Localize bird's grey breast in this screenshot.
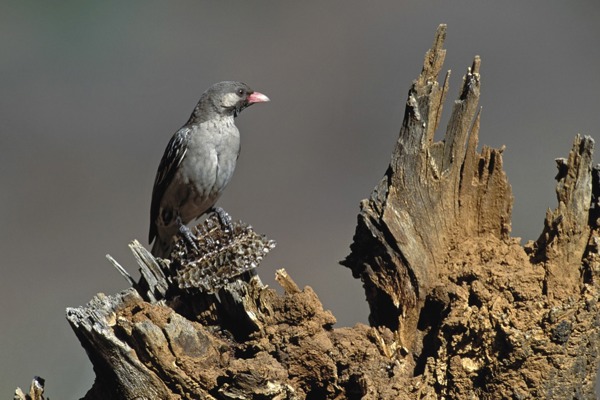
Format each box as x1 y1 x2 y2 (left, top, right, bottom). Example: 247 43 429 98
183 117 240 197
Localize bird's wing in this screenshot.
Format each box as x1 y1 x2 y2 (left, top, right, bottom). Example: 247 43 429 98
149 127 191 243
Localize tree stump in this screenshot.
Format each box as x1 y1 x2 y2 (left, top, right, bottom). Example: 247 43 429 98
18 24 600 399
342 24 599 399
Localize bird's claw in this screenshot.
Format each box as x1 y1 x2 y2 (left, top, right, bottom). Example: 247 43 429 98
213 207 234 233
176 216 199 253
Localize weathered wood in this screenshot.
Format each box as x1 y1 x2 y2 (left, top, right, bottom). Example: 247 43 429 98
532 135 594 299
66 290 177 399
341 24 599 399
14 377 45 400
342 24 512 350
129 239 170 302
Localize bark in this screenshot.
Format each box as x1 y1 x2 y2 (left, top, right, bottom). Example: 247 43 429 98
18 25 600 399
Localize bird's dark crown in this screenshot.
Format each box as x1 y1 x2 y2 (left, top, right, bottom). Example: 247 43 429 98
189 81 254 123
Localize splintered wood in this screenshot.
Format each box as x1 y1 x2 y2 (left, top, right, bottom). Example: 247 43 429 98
342 24 512 338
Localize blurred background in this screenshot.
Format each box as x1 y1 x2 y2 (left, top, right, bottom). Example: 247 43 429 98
1 1 599 397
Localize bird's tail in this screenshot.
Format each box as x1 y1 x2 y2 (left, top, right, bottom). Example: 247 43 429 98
151 237 173 259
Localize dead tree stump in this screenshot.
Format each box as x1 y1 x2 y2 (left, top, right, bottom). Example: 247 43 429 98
342 25 600 399
18 24 600 400
342 26 512 347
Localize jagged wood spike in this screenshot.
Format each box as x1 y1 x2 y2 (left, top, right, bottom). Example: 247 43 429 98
342 25 512 352
105 254 136 287
129 239 169 302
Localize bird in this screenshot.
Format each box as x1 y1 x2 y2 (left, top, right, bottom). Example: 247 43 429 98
149 81 269 258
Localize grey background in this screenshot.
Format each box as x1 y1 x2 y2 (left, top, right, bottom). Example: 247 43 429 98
2 1 599 398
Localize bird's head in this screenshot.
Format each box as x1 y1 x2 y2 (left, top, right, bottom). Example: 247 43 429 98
192 81 270 122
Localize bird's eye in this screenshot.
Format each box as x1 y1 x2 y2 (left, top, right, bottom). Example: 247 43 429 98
237 89 245 96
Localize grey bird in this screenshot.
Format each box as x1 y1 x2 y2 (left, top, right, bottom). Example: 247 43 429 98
149 81 269 258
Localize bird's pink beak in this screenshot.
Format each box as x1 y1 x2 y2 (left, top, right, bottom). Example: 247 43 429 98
247 91 270 104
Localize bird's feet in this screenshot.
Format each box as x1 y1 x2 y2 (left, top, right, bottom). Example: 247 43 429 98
176 216 199 253
212 206 234 233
